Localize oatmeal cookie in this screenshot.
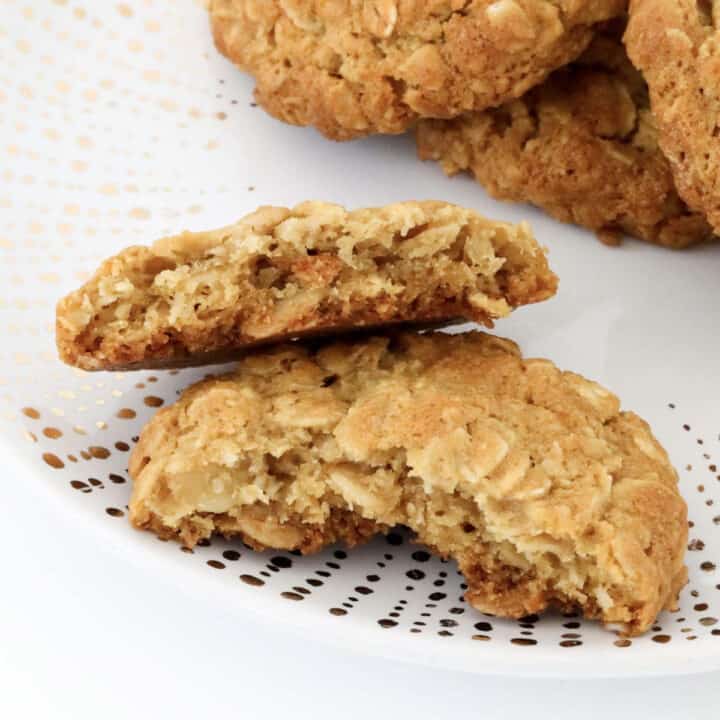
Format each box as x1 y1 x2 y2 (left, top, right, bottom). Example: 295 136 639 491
416 29 712 248
129 331 688 635
625 0 720 234
210 0 625 140
56 201 556 371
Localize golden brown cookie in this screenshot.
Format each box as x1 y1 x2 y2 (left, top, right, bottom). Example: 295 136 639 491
625 0 720 234
129 331 688 635
55 201 556 371
416 29 712 248
210 0 625 140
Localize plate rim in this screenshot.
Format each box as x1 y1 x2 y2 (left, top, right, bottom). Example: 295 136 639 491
3 434 718 679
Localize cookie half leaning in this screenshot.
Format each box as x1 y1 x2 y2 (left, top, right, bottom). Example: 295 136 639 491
625 0 720 234
55 201 556 371
417 27 712 248
129 331 688 636
210 0 625 140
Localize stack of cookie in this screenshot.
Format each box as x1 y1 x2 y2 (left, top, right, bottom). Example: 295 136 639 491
210 0 718 249
56 201 688 635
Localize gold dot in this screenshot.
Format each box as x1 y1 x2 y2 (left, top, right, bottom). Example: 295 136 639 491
89 446 111 460
43 427 63 439
22 407 40 419
117 3 134 17
73 425 87 435
144 396 164 408
56 80 70 94
39 272 60 283
128 39 144 53
42 452 65 469
117 408 136 419
77 136 93 149
145 19 160 32
216 112 227 121
73 7 87 19
129 207 151 220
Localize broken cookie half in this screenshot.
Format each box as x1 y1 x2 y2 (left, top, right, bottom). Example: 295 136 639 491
128 331 687 636
56 201 557 371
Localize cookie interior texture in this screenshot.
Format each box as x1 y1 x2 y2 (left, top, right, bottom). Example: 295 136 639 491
416 26 713 248
625 0 720 234
55 201 557 371
210 0 625 140
129 331 688 635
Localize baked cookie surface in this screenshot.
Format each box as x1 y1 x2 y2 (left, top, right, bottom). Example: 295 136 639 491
129 331 688 635
625 0 720 234
210 0 625 140
56 201 556 371
416 29 712 248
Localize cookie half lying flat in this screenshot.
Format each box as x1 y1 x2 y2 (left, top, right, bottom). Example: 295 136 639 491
417 29 712 248
210 0 625 140
129 331 688 635
56 201 556 371
625 0 720 235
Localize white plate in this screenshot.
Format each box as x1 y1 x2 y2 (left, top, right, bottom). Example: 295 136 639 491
1 0 719 677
